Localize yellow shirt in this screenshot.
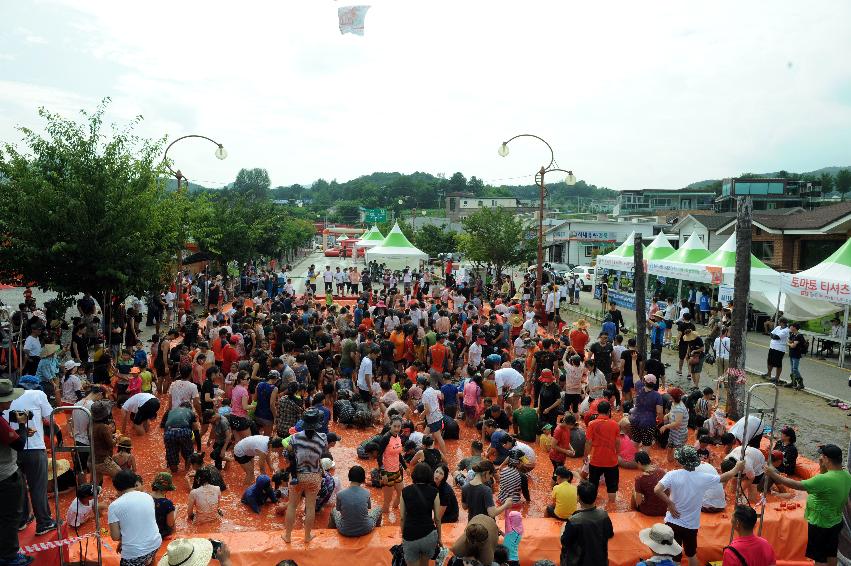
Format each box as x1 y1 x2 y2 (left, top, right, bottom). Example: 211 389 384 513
551 481 577 519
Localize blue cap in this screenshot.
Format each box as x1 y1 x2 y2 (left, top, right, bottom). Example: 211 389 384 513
17 375 41 390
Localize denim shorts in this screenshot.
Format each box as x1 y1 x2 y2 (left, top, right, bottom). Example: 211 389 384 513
402 530 438 564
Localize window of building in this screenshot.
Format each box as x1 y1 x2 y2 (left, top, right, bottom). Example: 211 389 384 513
768 182 784 194
478 200 483 207
752 241 775 263
449 198 456 211
463 200 468 205
767 202 776 209
800 239 843 270
722 181 732 196
680 199 691 209
491 200 497 206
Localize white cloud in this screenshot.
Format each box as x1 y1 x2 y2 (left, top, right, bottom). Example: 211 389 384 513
2 0 851 190
15 26 48 44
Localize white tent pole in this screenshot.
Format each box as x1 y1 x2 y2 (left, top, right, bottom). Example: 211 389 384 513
841 304 849 369
676 279 682 305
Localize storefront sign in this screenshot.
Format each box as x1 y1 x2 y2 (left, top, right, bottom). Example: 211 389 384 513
571 231 616 241
782 274 851 305
718 284 734 304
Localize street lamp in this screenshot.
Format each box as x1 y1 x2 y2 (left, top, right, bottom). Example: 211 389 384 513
498 134 576 317
162 134 227 328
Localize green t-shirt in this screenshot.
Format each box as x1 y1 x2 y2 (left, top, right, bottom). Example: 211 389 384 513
513 407 539 442
340 339 357 369
424 331 437 348
165 407 195 430
801 469 851 527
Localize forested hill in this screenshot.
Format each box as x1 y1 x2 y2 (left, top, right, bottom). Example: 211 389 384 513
267 171 618 209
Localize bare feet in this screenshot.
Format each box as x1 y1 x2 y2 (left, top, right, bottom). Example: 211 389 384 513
282 534 291 543
304 534 315 543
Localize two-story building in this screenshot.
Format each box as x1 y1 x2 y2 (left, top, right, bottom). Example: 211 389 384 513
613 188 716 216
445 192 537 222
714 177 822 212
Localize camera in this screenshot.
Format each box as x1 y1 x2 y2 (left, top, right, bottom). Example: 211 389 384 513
208 539 223 559
9 410 33 424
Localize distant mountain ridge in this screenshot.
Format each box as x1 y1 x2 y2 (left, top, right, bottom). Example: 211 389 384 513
685 166 851 189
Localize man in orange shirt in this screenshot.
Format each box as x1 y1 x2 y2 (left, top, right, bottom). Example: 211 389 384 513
390 327 406 368
584 400 621 504
428 334 449 379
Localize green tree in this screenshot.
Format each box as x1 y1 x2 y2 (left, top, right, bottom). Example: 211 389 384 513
414 224 457 257
835 169 851 195
233 167 271 200
819 172 836 193
0 101 181 302
457 207 534 280
331 200 362 223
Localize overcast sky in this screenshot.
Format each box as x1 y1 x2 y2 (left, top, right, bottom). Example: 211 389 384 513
2 1 850 191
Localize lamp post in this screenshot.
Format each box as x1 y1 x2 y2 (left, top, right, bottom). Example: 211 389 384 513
498 134 575 318
162 134 227 327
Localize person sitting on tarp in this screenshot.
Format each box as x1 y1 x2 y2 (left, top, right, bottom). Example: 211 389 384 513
241 474 278 513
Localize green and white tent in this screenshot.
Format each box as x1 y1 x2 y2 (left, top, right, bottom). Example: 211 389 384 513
355 225 385 249
646 232 710 279
643 232 676 262
364 223 427 268
782 237 851 305
596 231 645 271
696 232 778 288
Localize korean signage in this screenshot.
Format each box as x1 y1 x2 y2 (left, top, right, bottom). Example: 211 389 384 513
782 274 851 305
718 284 734 304
363 208 387 223
571 231 615 241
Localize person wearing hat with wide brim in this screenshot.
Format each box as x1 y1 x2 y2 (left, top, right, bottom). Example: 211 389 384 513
653 446 744 564
283 408 328 544
157 537 232 566
636 523 682 565
766 443 851 565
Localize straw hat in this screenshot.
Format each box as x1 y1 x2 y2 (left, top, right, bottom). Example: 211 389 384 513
682 329 699 342
638 523 682 556
574 319 589 329
157 538 213 566
651 312 665 320
47 458 71 480
41 344 61 357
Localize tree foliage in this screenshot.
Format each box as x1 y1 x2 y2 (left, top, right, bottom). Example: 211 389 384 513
414 224 457 257
834 169 851 195
233 167 271 200
0 100 181 299
457 207 534 278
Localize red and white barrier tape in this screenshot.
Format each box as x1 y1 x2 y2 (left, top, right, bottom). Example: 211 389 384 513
22 532 98 553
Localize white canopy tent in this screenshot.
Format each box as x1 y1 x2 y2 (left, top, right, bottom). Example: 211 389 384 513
355 225 385 249
364 223 428 269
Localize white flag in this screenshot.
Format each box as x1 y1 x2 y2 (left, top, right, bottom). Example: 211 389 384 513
338 5 370 36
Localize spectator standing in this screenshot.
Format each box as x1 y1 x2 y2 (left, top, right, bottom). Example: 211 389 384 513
6 375 57 534
765 443 851 566
584 400 620 504
1 379 32 566
399 463 441 566
559 481 614 566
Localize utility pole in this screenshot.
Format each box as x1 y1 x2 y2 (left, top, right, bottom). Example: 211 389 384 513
728 196 752 420
633 233 647 359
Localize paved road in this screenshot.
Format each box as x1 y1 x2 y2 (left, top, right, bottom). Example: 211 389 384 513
569 292 851 403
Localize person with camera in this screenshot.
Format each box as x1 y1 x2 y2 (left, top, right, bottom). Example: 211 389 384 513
156 538 232 566
4 375 56 536
1 379 35 566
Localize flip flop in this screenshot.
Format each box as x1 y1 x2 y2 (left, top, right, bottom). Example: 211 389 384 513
838 403 850 410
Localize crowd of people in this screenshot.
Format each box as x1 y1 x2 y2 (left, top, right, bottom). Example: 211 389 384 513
1 258 850 566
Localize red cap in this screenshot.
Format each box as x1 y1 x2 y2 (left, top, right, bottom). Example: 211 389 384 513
229 335 240 344
358 324 367 332
538 369 554 383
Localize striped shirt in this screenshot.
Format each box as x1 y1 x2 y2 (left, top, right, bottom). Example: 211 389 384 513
290 431 328 474
497 466 523 504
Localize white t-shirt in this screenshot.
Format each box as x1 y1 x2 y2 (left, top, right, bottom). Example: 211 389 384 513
696 462 726 509
234 435 270 458
323 271 334 283
333 271 345 284
168 380 199 407
769 326 790 352
515 441 537 465
513 337 527 358
107 491 162 559
61 374 83 403
408 431 424 448
658 469 720 529
664 304 677 320
5 389 53 450
67 497 94 527
713 337 731 360
122 393 157 414
729 415 764 445
72 398 94 444
494 368 525 391
421 387 443 425
522 319 538 336
586 369 607 399
357 357 373 391
23 335 42 357
164 292 176 308
468 343 482 367
727 446 766 479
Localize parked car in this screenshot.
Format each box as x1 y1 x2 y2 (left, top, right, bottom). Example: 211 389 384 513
569 266 595 290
